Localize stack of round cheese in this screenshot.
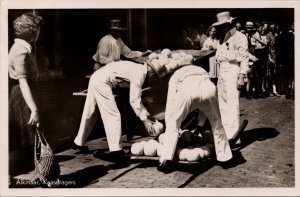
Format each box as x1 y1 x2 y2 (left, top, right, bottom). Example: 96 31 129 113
131 139 162 157
148 48 194 73
175 143 214 162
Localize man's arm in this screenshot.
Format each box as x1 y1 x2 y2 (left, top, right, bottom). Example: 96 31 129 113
118 38 143 59
129 71 156 135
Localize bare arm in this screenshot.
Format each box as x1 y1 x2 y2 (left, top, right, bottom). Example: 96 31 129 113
19 78 39 126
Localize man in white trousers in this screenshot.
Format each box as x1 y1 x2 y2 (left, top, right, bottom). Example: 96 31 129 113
158 65 233 172
73 60 157 159
212 11 249 145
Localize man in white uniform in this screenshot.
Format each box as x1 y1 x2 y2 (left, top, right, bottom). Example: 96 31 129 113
158 65 233 172
212 12 249 144
73 60 157 158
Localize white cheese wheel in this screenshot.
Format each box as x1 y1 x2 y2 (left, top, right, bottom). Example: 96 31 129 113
144 142 157 156
161 48 172 57
131 142 144 156
148 52 158 61
186 149 200 162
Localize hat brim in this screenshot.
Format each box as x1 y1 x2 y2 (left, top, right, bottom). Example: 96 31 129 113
109 27 127 31
146 59 167 78
212 17 236 27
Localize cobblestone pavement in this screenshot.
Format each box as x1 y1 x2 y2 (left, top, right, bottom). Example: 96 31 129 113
12 95 295 189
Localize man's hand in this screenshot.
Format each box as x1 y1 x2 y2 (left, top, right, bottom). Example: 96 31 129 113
237 74 245 90
143 118 155 136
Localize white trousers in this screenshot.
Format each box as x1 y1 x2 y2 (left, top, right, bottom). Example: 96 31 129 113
217 62 240 140
160 75 232 162
74 70 122 152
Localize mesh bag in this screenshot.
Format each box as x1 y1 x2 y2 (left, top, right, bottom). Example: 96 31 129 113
34 127 60 181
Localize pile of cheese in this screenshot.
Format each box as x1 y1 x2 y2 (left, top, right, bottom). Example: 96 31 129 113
148 48 194 73
131 132 213 162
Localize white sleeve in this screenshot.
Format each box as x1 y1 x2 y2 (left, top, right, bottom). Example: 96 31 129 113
129 71 150 121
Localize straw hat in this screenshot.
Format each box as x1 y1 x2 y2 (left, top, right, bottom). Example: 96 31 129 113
146 59 168 78
212 11 236 27
245 21 254 28
109 19 127 31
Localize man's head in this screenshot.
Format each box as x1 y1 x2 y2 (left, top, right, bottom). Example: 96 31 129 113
212 11 236 40
245 21 254 34
213 22 232 40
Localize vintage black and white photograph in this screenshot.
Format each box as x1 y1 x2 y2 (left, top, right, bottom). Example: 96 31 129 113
1 0 299 196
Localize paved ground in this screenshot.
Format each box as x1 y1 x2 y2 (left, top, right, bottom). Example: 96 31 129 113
8 77 295 189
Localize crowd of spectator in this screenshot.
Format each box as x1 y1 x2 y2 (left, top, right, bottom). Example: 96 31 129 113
179 20 294 100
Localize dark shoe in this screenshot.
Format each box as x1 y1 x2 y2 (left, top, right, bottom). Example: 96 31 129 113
71 143 91 154
217 151 246 169
157 162 175 174
228 120 248 148
217 157 237 169
93 150 130 163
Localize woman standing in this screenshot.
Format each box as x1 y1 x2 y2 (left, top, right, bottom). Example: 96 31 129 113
9 12 43 176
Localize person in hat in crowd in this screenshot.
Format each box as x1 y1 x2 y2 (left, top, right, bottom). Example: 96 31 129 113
212 11 249 146
8 12 43 178
92 19 151 71
157 65 234 172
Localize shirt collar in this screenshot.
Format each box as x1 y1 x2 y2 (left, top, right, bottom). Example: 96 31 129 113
14 38 32 53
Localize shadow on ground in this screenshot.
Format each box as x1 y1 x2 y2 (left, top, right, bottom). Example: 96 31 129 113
238 127 280 150
58 165 107 187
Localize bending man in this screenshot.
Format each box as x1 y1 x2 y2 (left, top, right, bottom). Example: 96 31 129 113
73 61 157 159
158 65 233 172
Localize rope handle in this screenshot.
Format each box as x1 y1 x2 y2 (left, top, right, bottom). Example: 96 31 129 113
35 127 50 148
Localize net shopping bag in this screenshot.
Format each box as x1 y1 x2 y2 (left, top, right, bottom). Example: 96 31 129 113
34 127 60 182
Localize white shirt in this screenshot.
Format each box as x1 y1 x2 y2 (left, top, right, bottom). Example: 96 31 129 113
215 29 249 75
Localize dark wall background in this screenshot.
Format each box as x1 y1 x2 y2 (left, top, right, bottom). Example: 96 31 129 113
8 8 294 76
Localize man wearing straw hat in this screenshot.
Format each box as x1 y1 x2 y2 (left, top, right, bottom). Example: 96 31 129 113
73 60 163 160
212 11 249 146
92 19 151 71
